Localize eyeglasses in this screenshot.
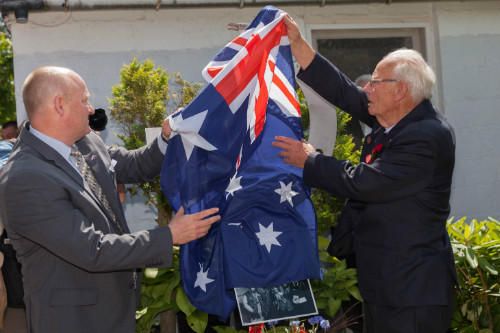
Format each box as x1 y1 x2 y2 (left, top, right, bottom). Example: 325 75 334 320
368 79 401 87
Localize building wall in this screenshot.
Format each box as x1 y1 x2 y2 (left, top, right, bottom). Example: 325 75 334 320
5 1 499 230
435 2 500 221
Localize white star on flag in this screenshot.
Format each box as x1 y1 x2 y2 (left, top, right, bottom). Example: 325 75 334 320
225 173 243 199
194 263 215 292
169 110 217 160
274 181 298 207
255 222 283 253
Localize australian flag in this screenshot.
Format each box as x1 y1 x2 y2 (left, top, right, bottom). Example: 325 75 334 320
160 6 321 320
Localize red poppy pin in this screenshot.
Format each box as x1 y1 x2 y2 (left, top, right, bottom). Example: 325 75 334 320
365 144 384 164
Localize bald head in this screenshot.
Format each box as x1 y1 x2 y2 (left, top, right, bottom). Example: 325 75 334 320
21 66 94 145
22 66 81 120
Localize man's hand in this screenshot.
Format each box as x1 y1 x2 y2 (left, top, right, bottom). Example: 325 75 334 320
169 206 220 245
272 136 316 169
162 107 184 142
284 14 302 45
161 117 171 142
283 14 315 70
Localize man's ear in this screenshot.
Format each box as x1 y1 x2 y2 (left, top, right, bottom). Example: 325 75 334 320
394 81 408 102
54 96 65 116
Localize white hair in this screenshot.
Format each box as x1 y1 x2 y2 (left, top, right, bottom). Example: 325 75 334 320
382 48 436 103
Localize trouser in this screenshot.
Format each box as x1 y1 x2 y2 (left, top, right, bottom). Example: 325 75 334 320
364 279 455 333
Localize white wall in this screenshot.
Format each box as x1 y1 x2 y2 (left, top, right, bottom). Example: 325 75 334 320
435 2 500 221
5 1 499 229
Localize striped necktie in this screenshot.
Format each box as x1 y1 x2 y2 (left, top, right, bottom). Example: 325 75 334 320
70 146 124 233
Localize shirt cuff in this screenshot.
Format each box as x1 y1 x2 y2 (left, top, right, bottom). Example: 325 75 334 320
157 134 168 155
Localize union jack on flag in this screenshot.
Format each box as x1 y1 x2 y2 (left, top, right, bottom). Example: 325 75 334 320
160 6 320 320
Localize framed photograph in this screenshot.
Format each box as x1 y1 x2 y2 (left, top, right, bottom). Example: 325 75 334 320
235 280 318 326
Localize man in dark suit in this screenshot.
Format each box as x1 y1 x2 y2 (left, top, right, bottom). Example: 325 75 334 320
0 66 220 333
272 16 457 333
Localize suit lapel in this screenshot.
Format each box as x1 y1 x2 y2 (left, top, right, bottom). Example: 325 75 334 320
76 137 129 234
20 124 128 234
19 125 84 186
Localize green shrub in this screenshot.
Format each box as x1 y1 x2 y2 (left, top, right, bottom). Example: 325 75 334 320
447 217 500 332
107 58 205 332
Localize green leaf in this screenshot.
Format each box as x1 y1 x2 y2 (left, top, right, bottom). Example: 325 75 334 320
326 297 341 318
465 247 478 269
135 307 148 320
347 285 363 302
143 267 160 279
176 287 197 316
478 257 498 275
449 225 466 241
186 310 209 333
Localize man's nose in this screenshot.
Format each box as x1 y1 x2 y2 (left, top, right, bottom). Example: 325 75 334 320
88 103 95 115
363 83 371 94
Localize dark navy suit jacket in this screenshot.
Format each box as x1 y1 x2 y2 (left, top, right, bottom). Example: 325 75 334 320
298 54 457 307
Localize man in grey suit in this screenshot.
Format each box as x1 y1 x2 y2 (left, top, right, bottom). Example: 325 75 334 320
0 66 220 333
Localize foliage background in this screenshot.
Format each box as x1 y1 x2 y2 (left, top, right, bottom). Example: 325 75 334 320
0 16 16 123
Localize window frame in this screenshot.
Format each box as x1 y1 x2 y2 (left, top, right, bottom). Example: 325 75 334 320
304 22 443 112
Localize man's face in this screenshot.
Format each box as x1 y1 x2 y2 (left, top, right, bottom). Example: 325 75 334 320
363 61 398 122
1 126 16 140
64 74 94 141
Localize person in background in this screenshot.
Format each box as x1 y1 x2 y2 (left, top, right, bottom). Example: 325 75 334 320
354 74 372 136
1 122 17 141
0 66 220 333
273 15 457 333
354 74 371 90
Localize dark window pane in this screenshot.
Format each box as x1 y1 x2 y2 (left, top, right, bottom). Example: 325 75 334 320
317 37 413 81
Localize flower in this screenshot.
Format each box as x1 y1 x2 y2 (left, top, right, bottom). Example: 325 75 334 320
249 323 264 333
320 319 330 329
307 316 323 325
268 320 278 327
365 143 384 164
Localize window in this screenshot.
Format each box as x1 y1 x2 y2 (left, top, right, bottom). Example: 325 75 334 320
311 27 426 82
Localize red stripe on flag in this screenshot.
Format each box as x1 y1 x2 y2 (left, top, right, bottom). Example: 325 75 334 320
206 67 224 79
253 60 271 137
214 22 287 106
271 72 301 116
232 37 248 47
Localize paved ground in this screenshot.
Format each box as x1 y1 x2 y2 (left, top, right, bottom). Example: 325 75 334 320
0 308 27 333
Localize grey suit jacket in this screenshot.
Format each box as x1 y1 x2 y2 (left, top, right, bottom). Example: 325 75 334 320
0 123 173 333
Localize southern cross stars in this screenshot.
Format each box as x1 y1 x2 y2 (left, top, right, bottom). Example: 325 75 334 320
274 181 298 207
255 222 282 253
225 173 242 199
194 263 215 292
169 110 217 161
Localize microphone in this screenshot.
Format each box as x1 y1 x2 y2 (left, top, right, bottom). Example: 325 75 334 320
88 108 108 131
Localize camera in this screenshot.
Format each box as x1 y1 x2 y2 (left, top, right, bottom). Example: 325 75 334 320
88 108 108 131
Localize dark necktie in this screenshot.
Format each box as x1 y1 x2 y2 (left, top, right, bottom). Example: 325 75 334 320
70 146 124 233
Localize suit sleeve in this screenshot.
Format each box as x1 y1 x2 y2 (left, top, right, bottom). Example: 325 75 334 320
304 127 437 203
297 53 375 128
2 166 173 272
108 137 165 184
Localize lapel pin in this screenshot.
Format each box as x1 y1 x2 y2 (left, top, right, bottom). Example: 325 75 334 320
90 155 97 161
366 136 372 144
